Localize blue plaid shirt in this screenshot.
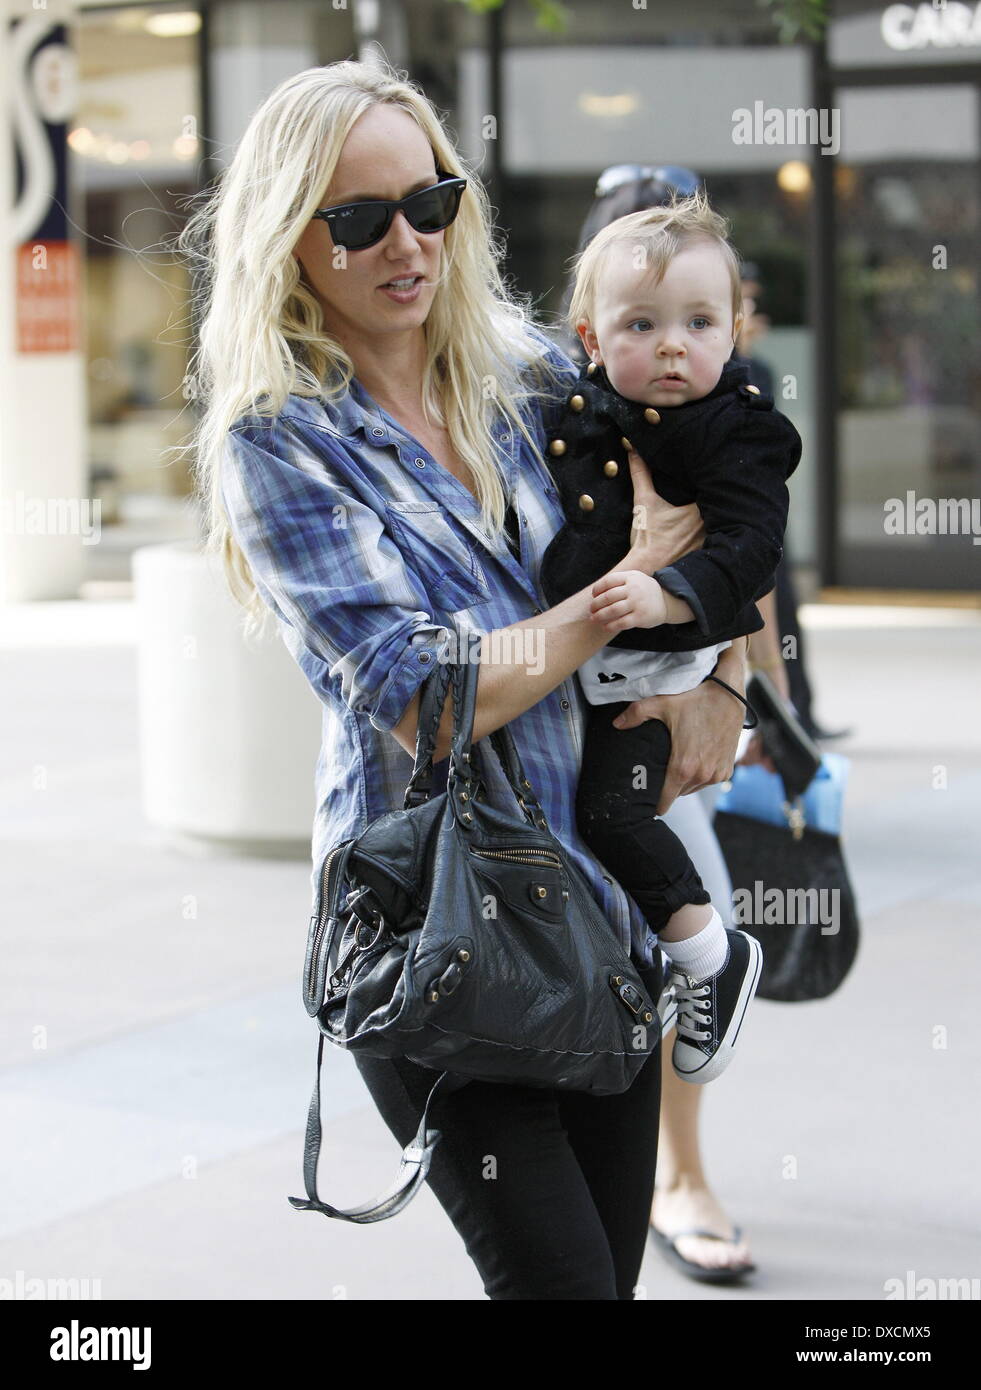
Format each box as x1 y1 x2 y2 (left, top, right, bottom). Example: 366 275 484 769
220 327 658 967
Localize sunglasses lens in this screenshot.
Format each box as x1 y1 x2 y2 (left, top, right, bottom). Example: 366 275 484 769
405 180 463 233
330 203 391 250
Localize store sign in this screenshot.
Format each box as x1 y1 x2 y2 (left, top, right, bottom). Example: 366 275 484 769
10 16 80 353
881 3 981 50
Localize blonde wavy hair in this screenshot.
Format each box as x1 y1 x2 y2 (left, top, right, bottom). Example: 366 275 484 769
567 187 744 341
177 58 567 632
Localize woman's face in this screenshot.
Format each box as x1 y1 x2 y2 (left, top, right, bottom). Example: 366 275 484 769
292 104 446 348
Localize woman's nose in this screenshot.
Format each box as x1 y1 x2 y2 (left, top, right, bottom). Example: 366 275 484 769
383 208 423 253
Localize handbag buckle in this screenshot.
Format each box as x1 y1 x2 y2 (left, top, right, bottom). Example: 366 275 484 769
782 799 807 841
609 975 644 1014
345 885 387 945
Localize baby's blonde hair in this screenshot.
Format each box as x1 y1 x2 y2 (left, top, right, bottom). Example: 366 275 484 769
567 188 744 337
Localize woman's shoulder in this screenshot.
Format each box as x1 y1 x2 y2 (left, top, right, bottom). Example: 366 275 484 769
229 385 364 466
519 322 582 387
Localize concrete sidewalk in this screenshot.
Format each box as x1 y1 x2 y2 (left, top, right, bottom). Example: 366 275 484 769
1 601 979 1301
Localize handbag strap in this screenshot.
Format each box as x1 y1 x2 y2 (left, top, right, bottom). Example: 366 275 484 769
287 1033 470 1223
403 658 454 809
402 633 549 832
447 637 550 832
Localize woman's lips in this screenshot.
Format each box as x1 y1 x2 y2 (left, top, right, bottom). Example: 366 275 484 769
378 275 424 303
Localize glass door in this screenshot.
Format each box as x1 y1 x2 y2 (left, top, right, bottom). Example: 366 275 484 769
833 81 980 588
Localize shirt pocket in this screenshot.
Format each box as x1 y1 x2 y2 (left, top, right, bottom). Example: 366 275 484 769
384 500 491 614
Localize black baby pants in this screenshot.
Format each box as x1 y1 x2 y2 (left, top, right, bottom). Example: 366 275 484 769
575 699 710 935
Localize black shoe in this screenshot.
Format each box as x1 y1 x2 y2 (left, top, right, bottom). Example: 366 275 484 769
670 929 763 1084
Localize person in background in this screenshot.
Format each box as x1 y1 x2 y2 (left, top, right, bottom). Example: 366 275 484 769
733 262 849 742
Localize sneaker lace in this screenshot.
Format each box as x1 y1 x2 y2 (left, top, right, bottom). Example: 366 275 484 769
669 967 713 1042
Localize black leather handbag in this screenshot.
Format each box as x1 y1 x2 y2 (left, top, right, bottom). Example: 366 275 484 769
287 630 660 1223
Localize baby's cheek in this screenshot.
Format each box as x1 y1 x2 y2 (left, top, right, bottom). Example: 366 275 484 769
606 352 647 399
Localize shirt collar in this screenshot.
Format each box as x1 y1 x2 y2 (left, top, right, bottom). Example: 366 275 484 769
320 368 390 440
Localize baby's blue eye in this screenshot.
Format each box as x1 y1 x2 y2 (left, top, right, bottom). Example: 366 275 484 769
627 319 653 332
689 316 710 330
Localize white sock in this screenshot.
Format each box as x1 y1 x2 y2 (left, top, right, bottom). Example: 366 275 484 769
659 907 727 982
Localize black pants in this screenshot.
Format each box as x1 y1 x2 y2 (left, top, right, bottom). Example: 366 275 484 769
576 699 710 935
354 959 663 1301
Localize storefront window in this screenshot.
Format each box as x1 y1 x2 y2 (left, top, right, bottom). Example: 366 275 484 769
834 82 980 587
75 2 201 553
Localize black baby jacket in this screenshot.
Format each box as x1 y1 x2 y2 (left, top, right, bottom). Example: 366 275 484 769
539 356 802 651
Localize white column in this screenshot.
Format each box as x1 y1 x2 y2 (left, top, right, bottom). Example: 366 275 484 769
0 0 87 602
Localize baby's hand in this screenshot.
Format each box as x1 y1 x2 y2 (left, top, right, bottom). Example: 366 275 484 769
590 571 668 633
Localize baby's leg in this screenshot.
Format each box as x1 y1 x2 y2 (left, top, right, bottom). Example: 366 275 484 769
576 699 761 1084
574 700 710 936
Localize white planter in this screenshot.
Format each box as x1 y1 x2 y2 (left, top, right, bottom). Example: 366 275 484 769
132 541 322 853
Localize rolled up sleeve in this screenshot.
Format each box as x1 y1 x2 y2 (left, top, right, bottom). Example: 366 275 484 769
221 416 453 733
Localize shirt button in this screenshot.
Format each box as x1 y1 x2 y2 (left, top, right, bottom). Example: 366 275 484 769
560 698 570 710
602 875 612 885
371 426 384 436
413 457 426 468
418 652 431 663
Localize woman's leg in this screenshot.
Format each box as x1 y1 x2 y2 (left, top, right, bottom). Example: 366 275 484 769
654 786 754 1272
354 1048 659 1300
557 958 664 1299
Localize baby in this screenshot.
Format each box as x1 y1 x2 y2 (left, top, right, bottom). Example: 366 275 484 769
540 189 802 1084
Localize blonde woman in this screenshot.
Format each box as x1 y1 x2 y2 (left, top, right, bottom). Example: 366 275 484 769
182 58 747 1300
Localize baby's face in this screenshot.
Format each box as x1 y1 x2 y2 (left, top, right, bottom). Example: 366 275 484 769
579 238 743 408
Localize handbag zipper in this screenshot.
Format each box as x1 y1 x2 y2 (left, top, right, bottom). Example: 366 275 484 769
469 847 564 869
307 843 345 997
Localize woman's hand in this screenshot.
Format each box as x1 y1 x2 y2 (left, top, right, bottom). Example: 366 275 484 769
624 448 704 573
611 642 748 813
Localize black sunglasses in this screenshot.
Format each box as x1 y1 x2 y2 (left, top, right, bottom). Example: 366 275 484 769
311 169 468 250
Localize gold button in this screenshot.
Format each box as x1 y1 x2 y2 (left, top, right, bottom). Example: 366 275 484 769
578 494 594 511
745 384 760 395
620 436 632 451
569 394 585 412
586 362 598 376
603 460 618 477
644 408 661 424
548 439 567 457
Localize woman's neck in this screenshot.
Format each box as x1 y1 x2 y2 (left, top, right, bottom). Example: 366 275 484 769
345 327 429 417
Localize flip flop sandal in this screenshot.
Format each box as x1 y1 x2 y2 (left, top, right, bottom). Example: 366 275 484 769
648 1222 757 1285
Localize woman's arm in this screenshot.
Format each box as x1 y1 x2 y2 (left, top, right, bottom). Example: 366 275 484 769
747 587 791 701
392 450 709 765
391 535 695 762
